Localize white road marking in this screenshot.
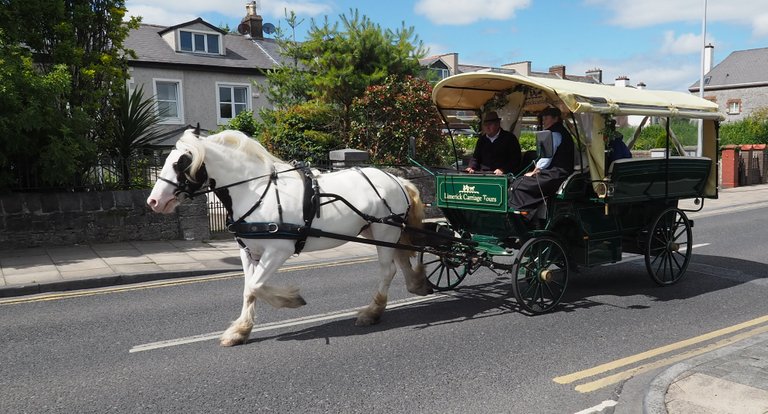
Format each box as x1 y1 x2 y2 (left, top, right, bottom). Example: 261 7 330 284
129 293 447 353
573 400 618 414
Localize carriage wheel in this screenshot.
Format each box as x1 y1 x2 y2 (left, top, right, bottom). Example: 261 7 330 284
645 207 692 286
511 236 569 314
418 249 470 291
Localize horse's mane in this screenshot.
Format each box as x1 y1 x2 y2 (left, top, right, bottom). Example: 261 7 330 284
177 130 285 177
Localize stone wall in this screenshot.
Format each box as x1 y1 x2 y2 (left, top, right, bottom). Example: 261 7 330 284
0 190 209 249
382 166 454 218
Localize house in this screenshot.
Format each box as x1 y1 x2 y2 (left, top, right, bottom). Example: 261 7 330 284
689 45 768 122
420 53 604 84
123 2 283 146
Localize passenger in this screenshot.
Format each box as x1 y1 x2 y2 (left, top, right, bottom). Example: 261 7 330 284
509 106 574 211
465 111 522 175
605 119 632 165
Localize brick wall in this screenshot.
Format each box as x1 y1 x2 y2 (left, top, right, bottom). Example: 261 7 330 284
0 190 210 249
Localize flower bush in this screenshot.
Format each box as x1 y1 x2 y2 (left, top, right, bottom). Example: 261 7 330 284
349 75 447 165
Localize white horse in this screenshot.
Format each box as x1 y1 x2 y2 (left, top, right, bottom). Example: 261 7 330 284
147 130 431 346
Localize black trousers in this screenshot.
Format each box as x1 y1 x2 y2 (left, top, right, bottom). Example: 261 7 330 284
509 167 570 210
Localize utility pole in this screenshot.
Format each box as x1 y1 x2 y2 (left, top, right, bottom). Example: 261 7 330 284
697 0 708 157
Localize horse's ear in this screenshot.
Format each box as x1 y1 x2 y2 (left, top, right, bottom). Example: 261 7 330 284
193 123 201 138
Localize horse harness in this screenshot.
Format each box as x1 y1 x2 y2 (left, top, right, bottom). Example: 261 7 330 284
163 155 412 255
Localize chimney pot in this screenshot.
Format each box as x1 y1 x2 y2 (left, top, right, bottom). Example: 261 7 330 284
548 64 566 79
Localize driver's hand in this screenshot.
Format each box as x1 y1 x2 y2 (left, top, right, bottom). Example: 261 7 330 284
465 167 475 174
493 169 504 175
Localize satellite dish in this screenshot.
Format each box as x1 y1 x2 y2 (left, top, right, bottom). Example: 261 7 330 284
263 23 275 35
237 23 250 35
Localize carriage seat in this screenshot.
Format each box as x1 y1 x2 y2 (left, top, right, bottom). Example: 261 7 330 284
604 156 712 203
555 147 591 199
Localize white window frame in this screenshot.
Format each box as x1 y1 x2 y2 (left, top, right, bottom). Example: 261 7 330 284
153 78 184 125
216 82 252 125
727 100 741 115
434 68 450 79
178 29 222 55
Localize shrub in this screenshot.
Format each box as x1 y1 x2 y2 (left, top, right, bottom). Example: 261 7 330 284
258 101 342 164
720 110 768 146
519 131 536 151
349 75 447 165
218 110 260 137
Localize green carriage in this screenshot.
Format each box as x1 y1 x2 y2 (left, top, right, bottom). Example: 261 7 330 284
417 72 723 314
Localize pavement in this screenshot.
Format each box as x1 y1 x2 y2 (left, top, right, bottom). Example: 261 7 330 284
3 184 768 413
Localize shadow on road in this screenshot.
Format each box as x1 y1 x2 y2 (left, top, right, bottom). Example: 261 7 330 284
248 254 766 345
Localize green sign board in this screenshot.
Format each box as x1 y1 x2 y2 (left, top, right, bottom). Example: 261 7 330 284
435 175 508 212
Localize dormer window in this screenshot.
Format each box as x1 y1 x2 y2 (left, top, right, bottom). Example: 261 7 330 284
179 30 221 54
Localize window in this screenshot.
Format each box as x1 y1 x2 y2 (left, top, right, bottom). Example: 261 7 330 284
179 30 220 54
432 68 450 79
217 83 251 124
153 79 183 124
727 99 742 115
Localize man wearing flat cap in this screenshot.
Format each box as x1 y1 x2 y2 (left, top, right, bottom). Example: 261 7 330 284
465 111 522 175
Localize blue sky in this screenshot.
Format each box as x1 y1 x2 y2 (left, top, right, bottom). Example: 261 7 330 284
126 0 768 92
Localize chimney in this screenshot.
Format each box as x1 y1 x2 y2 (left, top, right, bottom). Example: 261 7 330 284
615 76 630 87
636 82 646 90
585 68 603 83
549 65 566 79
704 43 714 73
240 1 264 39
502 61 531 76
443 53 459 75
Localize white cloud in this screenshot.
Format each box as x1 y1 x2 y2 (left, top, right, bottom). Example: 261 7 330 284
754 13 768 38
126 4 197 26
584 0 768 33
414 0 531 25
262 1 332 17
424 42 451 56
570 55 700 92
660 31 715 55
125 1 330 26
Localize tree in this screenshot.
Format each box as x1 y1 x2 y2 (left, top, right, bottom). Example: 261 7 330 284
106 86 163 189
299 10 426 137
256 9 429 164
0 0 138 190
349 75 446 165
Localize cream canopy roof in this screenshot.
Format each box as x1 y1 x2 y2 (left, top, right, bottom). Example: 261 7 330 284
432 72 724 121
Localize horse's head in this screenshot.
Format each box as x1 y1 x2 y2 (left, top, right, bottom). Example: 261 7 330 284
147 148 209 213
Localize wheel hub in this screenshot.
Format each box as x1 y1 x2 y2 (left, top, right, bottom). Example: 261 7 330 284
540 269 552 282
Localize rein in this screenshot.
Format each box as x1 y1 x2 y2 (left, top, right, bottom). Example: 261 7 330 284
160 165 305 200
161 156 414 255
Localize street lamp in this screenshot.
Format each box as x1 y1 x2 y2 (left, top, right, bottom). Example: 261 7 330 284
697 0 708 157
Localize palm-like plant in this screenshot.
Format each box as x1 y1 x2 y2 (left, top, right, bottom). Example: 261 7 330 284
109 85 163 189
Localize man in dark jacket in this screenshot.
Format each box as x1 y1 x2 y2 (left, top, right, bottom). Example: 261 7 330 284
465 111 522 175
509 106 574 210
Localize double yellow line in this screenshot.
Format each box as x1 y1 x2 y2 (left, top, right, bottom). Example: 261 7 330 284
554 314 768 393
0 257 376 306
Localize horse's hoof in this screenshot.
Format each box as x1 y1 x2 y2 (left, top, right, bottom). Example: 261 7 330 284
354 314 381 326
220 337 246 347
292 295 307 307
407 284 433 296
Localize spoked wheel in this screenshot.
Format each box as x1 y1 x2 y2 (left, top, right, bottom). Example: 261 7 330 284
511 236 569 314
645 207 692 286
418 248 470 291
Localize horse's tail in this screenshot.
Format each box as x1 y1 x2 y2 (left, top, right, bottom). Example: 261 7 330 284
394 178 431 295
398 178 424 256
